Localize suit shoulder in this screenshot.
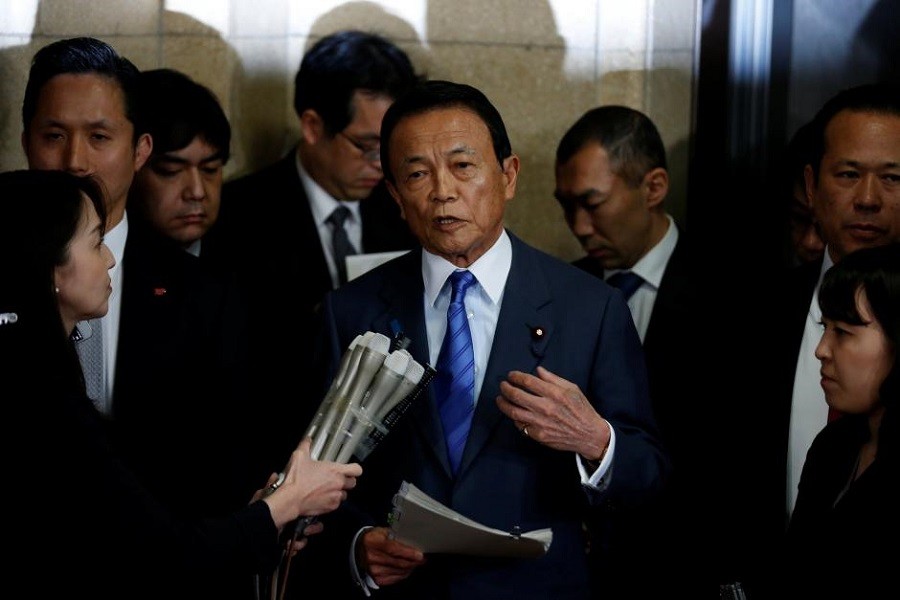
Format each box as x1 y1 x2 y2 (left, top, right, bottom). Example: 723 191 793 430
571 255 603 279
222 152 295 198
516 238 610 291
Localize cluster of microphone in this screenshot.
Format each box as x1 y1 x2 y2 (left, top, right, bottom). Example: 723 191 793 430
261 331 435 600
305 330 435 464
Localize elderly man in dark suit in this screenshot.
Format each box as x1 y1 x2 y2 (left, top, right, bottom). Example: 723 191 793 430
305 80 669 600
552 106 704 596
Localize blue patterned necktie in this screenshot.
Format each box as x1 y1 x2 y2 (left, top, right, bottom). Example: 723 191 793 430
606 271 644 300
434 270 477 475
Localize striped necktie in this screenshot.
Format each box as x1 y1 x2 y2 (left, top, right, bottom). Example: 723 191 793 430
434 270 477 475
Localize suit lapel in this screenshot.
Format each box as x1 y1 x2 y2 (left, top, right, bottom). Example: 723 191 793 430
368 252 453 475
287 159 333 295
643 236 689 346
457 235 554 478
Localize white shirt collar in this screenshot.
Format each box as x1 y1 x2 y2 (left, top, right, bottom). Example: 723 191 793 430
422 229 512 307
295 151 362 227
185 239 201 257
811 246 836 321
105 211 128 274
606 213 678 289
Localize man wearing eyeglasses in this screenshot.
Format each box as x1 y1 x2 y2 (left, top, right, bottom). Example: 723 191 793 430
208 29 420 483
216 29 420 290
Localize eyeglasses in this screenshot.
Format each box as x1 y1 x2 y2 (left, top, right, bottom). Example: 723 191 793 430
337 131 381 163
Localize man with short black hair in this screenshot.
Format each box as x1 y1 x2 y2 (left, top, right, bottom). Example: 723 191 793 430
21 37 262 598
213 29 421 473
129 68 231 258
554 105 701 597
307 80 668 599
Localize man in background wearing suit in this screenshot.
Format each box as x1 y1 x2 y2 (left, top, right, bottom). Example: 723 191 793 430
309 80 669 599
723 83 900 596
216 29 419 290
126 67 277 511
782 83 900 522
21 38 260 598
213 30 419 463
129 68 230 260
553 105 703 597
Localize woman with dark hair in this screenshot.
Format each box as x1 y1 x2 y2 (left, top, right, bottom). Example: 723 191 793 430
781 242 899 597
0 169 361 598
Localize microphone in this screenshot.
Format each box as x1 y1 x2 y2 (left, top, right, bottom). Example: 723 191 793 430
310 331 378 460
375 355 425 422
318 333 391 462
353 360 432 462
333 349 411 464
304 334 363 443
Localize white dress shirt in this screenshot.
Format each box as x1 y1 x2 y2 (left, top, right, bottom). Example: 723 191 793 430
786 250 834 515
86 211 126 415
296 154 362 289
421 230 614 482
421 231 511 403
604 214 678 342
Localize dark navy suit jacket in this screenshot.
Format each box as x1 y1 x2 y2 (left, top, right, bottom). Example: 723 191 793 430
88 221 265 599
111 222 257 518
310 231 669 599
574 235 713 597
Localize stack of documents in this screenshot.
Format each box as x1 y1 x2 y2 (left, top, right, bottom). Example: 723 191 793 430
388 482 552 558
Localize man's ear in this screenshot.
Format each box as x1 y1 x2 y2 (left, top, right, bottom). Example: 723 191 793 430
133 133 152 172
643 167 669 209
501 154 520 202
299 109 326 145
386 179 406 220
803 164 817 206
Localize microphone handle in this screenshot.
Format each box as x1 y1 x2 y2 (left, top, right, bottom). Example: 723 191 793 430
291 514 319 541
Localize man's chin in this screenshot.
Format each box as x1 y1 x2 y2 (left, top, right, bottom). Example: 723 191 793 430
586 249 616 266
169 227 205 246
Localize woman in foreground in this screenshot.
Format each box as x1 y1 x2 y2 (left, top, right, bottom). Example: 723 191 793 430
0 169 361 598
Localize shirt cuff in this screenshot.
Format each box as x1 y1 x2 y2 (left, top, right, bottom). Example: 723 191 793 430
350 526 379 597
577 422 616 491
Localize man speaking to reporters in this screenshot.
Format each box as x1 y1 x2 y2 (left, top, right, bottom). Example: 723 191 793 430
308 80 669 599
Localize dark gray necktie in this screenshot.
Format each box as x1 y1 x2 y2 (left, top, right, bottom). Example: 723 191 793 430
327 206 358 285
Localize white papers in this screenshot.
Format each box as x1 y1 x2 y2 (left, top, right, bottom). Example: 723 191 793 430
346 250 410 281
388 482 552 558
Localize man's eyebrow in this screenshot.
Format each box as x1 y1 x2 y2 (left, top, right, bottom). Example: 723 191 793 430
554 189 599 204
156 151 225 165
832 159 900 169
399 154 426 168
398 145 478 168
445 144 476 157
156 154 190 165
39 117 118 129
